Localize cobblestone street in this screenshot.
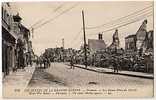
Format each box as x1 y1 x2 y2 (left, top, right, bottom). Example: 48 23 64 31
28 63 153 89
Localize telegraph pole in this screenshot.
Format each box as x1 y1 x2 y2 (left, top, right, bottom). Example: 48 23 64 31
62 38 64 49
82 10 87 68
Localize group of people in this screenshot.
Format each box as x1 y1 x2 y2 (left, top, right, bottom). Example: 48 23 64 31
69 54 121 72
110 54 153 73
36 57 51 68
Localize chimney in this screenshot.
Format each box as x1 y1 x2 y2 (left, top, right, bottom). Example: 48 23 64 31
98 33 103 40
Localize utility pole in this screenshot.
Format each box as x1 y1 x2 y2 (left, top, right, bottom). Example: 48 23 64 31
62 38 64 49
82 10 87 68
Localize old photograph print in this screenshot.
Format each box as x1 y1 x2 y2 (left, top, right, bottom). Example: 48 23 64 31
2 1 154 98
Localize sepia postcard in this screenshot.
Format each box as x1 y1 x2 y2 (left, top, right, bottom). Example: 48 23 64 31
2 1 154 98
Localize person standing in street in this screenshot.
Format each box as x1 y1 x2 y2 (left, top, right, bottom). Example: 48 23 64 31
70 55 75 69
112 56 119 73
36 58 39 67
47 58 51 68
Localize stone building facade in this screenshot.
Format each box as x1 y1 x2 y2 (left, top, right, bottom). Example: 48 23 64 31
2 3 17 76
2 2 33 77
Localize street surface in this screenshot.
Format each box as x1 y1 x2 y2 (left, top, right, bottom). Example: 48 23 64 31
28 62 153 89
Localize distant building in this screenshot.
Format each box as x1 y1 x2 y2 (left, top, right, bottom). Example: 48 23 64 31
88 33 106 53
125 20 153 56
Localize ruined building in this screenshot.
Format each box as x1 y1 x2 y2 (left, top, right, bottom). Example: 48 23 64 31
125 19 153 56
108 29 120 49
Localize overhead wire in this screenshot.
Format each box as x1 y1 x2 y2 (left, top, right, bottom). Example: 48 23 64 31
101 10 153 30
30 3 153 49
86 5 153 29
30 3 65 29
71 7 152 46
87 12 153 36
33 3 79 30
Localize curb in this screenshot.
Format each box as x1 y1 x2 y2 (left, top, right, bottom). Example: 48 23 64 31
72 65 153 79
3 66 37 93
23 66 36 91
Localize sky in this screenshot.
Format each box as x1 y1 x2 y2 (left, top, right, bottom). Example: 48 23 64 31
10 1 153 56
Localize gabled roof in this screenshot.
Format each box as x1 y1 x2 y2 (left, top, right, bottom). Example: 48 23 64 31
88 39 106 51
